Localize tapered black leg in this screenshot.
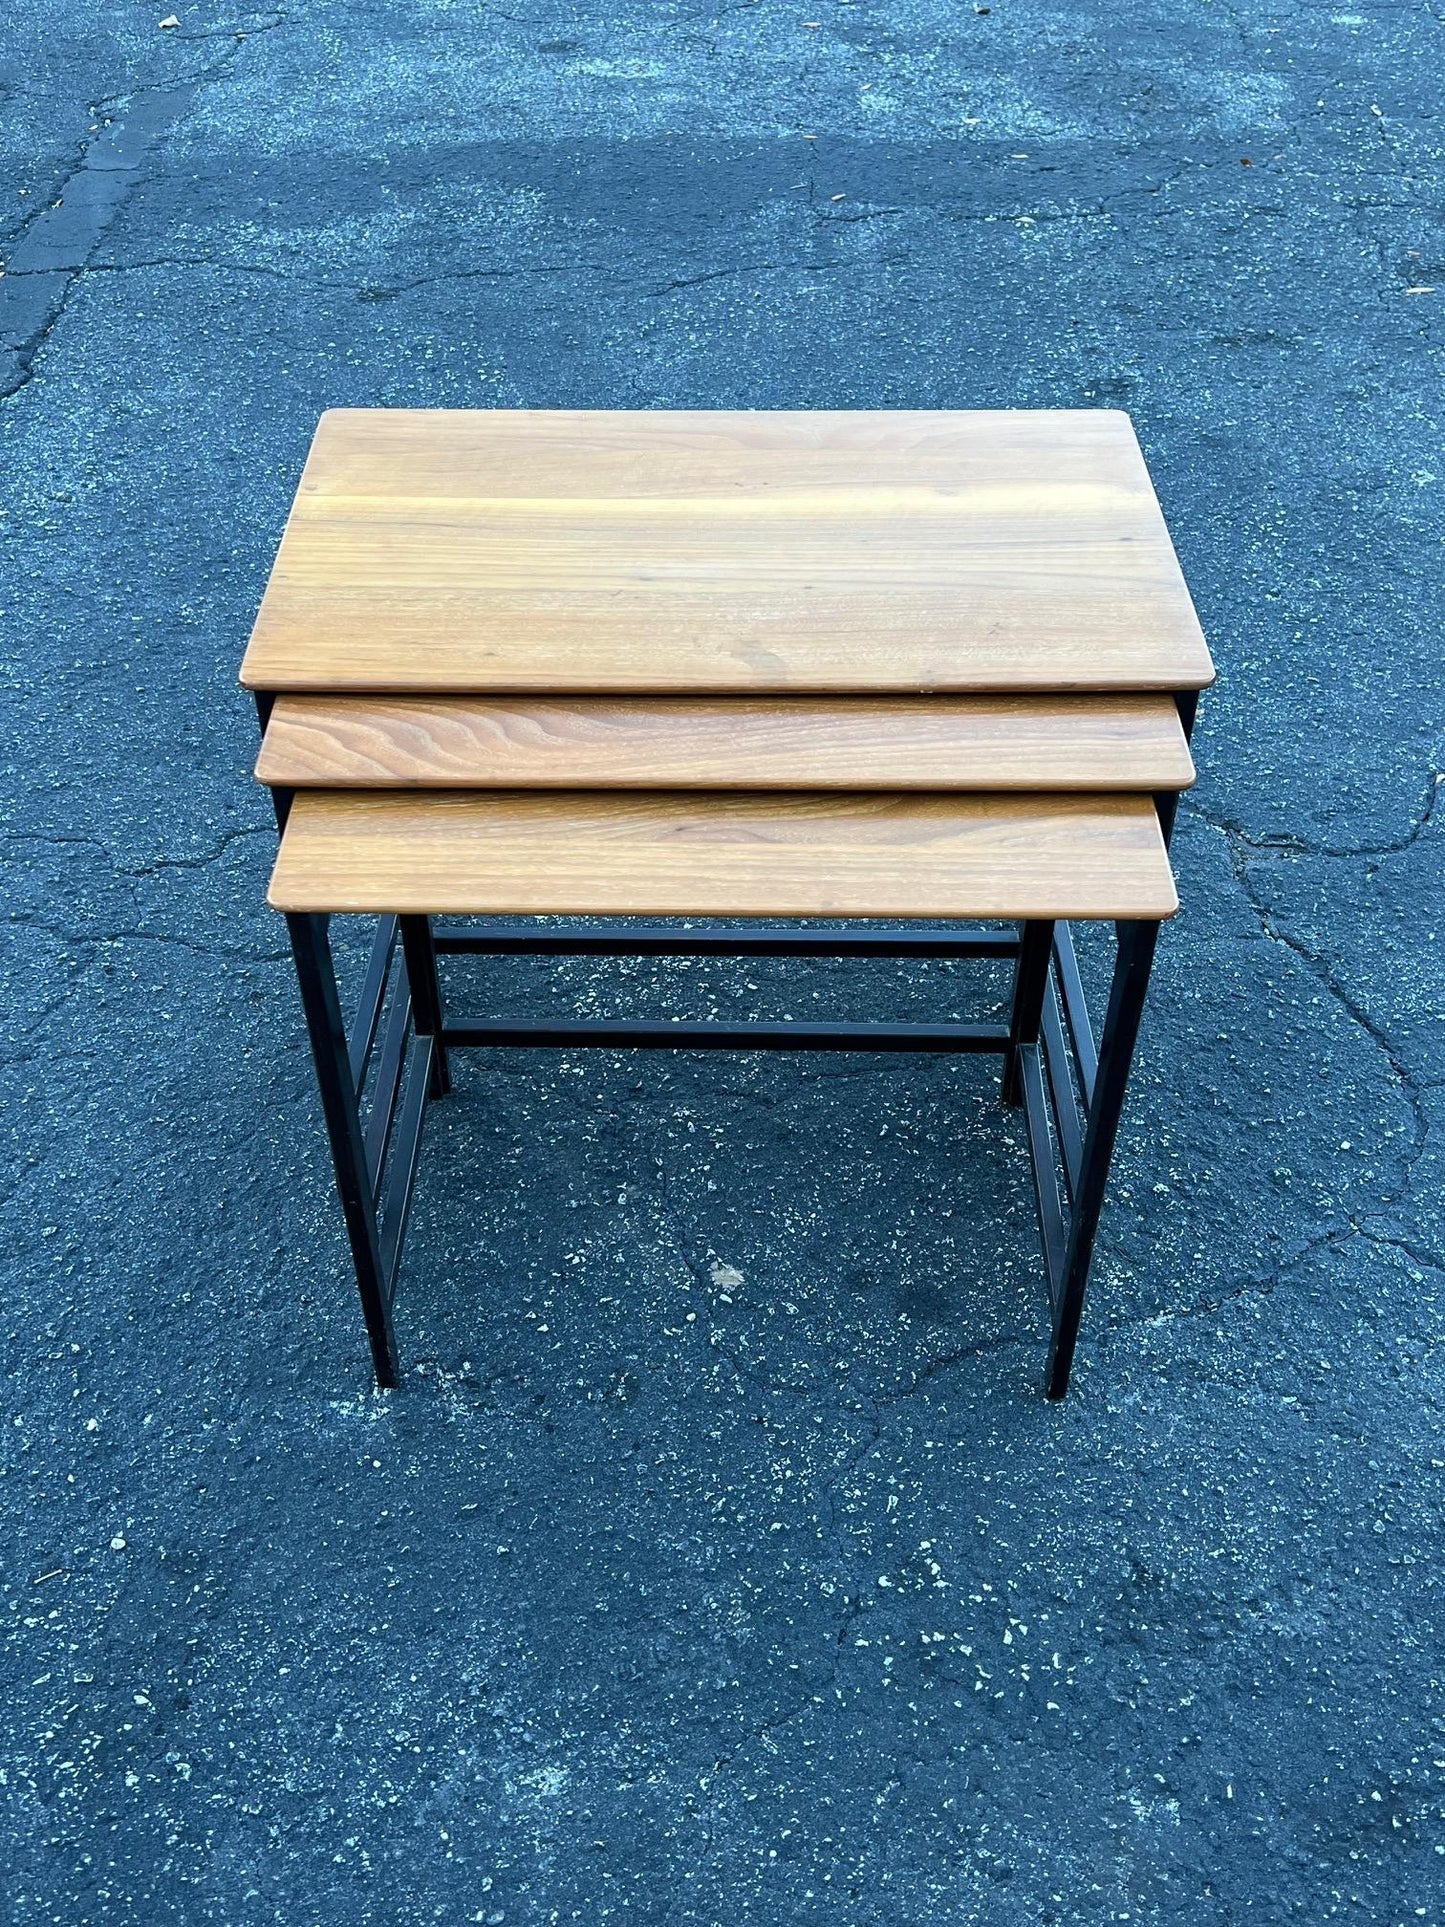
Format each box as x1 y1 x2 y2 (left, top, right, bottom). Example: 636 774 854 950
1045 918 1160 1399
1001 919 1056 1107
286 911 399 1387
399 915 451 1097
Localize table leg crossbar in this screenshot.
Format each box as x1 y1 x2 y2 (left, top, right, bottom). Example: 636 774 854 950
284 913 1159 1397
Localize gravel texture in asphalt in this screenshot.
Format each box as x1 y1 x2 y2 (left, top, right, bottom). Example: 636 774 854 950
2 2 1443 1921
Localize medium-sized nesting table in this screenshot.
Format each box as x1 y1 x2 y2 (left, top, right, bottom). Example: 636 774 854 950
243 409 1213 1398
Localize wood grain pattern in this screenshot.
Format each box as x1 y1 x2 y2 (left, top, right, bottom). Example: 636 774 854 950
256 694 1196 791
240 410 1215 694
267 790 1179 920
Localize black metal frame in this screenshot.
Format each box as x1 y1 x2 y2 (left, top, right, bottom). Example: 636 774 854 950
266 690 1193 1399
280 909 1161 1398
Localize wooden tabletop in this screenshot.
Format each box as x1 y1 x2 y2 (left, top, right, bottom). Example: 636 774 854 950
268 789 1179 920
240 410 1215 696
256 693 1196 791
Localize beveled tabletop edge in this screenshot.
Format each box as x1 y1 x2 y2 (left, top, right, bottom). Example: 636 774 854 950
305 403 1146 431
242 665 1218 694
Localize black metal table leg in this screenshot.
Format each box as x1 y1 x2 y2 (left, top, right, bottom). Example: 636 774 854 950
400 915 451 1098
1155 692 1201 848
286 911 400 1388
1045 918 1161 1399
1001 919 1056 1107
273 899 1164 1397
252 691 292 834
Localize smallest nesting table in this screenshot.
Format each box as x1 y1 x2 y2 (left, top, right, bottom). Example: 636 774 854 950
243 409 1213 1398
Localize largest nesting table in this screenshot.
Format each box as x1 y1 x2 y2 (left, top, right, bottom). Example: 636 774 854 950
243 408 1214 1398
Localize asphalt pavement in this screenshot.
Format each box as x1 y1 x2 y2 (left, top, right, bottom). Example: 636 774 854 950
2 2 1443 1920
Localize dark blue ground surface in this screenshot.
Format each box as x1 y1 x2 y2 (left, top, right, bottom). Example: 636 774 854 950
3 2 1445 1921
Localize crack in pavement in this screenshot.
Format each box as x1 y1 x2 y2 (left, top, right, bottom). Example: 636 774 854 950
1179 806 1436 1285
5 911 289 967
2 147 1365 312
0 15 286 401
0 823 274 876
1187 809 1431 1129
1187 764 1443 861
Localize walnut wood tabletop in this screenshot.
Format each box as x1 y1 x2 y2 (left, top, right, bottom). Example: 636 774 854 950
240 409 1215 696
256 693 1196 791
267 790 1179 921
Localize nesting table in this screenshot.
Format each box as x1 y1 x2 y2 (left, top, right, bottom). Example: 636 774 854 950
243 409 1213 1397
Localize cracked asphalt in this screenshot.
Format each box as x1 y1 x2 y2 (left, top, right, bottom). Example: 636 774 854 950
3 1 1444 1921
